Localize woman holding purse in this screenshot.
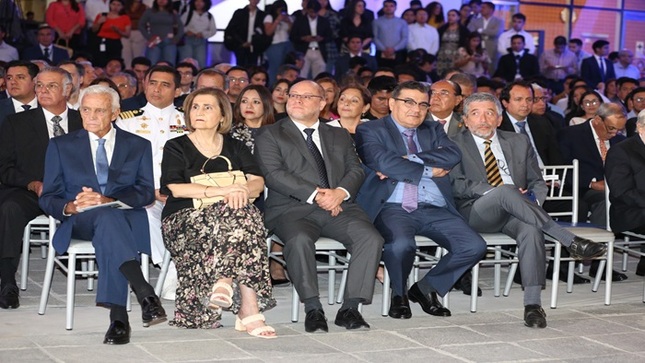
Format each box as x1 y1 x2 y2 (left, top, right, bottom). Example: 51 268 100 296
160 87 276 337
139 0 183 65
91 0 131 68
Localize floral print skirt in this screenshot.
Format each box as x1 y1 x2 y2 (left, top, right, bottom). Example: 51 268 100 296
162 201 276 329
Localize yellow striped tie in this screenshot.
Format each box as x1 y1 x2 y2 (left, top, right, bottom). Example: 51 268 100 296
484 140 503 187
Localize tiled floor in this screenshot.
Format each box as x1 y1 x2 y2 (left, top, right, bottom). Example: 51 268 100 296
2 252 645 362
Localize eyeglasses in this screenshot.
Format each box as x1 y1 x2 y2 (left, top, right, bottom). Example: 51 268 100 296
583 100 599 106
532 96 548 103
117 83 130 89
287 93 323 101
227 77 249 84
634 97 645 103
430 89 457 98
35 82 61 92
392 97 430 111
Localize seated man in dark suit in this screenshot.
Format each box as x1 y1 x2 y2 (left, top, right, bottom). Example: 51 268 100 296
451 92 606 328
39 85 166 345
606 110 645 276
335 35 378 82
356 81 486 320
0 60 39 128
559 102 628 280
493 35 540 83
0 67 82 309
21 24 69 64
254 80 384 333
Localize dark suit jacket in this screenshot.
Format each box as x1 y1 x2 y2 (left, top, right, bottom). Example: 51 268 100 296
450 129 547 219
0 98 16 129
355 116 462 222
626 117 637 137
39 127 154 254
21 45 69 64
289 14 333 61
120 93 147 112
605 135 645 233
0 107 82 188
334 53 378 82
499 112 563 166
493 50 540 82
558 120 625 193
580 56 616 88
254 118 364 230
223 6 266 52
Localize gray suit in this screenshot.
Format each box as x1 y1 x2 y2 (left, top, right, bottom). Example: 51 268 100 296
450 129 550 289
467 15 503 74
254 118 383 303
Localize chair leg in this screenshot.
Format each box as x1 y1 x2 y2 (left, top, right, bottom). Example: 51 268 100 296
328 253 336 305
141 253 150 282
504 260 518 297
87 260 95 291
336 257 349 304
38 220 58 316
592 260 605 292
381 266 390 317
291 285 299 323
604 240 613 306
550 243 562 309
66 253 77 330
20 223 31 291
154 250 172 296
470 264 479 313
566 261 575 293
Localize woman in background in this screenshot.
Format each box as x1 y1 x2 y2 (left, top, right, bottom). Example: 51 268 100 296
569 90 603 126
436 9 468 76
45 0 86 51
263 0 293 86
454 32 489 78
339 0 373 53
179 0 217 69
328 84 371 139
316 77 339 121
91 0 131 67
122 0 148 68
272 78 290 119
425 2 445 28
139 0 184 65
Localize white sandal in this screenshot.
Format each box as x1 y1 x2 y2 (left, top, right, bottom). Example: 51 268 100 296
208 281 233 309
235 314 277 339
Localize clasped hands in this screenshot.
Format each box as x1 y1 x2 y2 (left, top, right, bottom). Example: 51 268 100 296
315 187 345 217
64 187 114 215
222 183 251 210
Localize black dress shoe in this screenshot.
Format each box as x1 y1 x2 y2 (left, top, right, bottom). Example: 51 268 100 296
304 309 328 333
270 277 290 286
545 265 591 284
335 308 370 330
408 283 451 317
456 273 482 296
589 268 629 281
0 285 19 309
141 295 167 327
636 257 645 277
388 295 412 319
524 304 547 328
103 320 131 345
566 237 607 259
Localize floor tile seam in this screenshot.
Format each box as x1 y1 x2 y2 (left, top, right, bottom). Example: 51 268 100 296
31 341 74 363
385 329 443 347
578 335 639 354
506 340 561 359
424 346 475 363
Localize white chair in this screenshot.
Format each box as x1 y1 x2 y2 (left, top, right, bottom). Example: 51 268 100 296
39 216 150 330
20 215 55 290
154 249 172 296
542 160 614 308
268 235 350 323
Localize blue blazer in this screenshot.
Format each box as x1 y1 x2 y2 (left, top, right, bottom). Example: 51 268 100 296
21 45 70 65
580 56 616 88
355 116 463 222
558 120 625 193
39 127 155 254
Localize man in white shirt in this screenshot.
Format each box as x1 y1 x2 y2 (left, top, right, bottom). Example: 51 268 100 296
407 8 439 55
428 80 463 138
614 49 641 80
497 13 535 56
0 25 19 62
0 61 38 126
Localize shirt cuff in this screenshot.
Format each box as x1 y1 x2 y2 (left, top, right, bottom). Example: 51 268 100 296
306 189 318 204
337 187 350 201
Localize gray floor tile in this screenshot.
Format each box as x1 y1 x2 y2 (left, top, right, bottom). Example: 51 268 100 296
354 347 466 362
0 348 58 362
396 326 495 346
521 336 624 359
139 340 250 362
439 342 549 362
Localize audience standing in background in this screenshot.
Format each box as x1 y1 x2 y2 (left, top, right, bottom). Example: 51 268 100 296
179 0 217 69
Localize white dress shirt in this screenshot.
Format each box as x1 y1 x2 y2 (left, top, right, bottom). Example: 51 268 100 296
88 125 116 172
471 131 514 186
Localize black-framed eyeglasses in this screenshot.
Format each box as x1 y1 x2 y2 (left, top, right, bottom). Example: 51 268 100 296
287 93 323 101
392 97 430 111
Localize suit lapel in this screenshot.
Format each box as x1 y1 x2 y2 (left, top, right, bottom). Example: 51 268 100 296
497 132 518 184
106 128 126 194
75 129 100 191
460 132 487 179
583 121 604 164
33 108 50 144
282 119 319 172
384 117 407 154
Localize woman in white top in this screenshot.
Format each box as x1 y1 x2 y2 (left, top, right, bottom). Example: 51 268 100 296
328 84 371 140
179 0 217 69
570 90 603 126
263 0 292 86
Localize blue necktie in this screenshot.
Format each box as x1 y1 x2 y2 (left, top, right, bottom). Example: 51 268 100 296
599 58 605 81
401 129 418 213
516 121 528 136
303 128 330 189
96 138 108 194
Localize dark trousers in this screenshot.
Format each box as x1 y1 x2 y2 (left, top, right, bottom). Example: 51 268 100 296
0 188 42 259
374 203 487 297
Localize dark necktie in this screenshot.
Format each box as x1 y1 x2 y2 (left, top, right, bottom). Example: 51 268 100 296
96 138 109 194
484 140 503 187
51 116 65 137
401 129 418 213
515 54 521 78
438 119 447 125
43 47 50 60
516 121 528 136
303 128 330 188
21 105 31 111
599 58 605 81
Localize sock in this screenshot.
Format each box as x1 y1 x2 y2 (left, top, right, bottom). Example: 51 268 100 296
303 297 323 313
340 297 361 311
110 304 129 324
0 258 19 288
542 220 576 247
523 285 542 306
119 260 154 304
416 278 437 296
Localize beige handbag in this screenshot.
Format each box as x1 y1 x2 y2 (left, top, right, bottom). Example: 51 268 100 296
190 155 254 209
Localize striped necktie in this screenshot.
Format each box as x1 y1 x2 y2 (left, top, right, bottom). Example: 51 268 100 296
484 140 503 187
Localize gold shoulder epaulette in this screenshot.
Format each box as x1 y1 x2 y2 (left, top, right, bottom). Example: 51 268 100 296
119 109 144 119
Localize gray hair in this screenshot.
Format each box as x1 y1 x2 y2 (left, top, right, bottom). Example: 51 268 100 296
112 72 137 88
531 83 544 93
637 109 645 128
38 67 73 97
596 102 627 121
79 85 121 113
463 92 503 116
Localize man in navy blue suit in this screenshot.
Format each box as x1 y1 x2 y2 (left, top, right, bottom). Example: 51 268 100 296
580 40 616 89
355 81 487 320
0 61 39 128
39 85 166 345
21 25 69 65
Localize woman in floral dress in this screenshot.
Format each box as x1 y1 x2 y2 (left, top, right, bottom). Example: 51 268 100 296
436 9 469 76
160 87 276 337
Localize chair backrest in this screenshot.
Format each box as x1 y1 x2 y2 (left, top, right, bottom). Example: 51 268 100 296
542 159 580 224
